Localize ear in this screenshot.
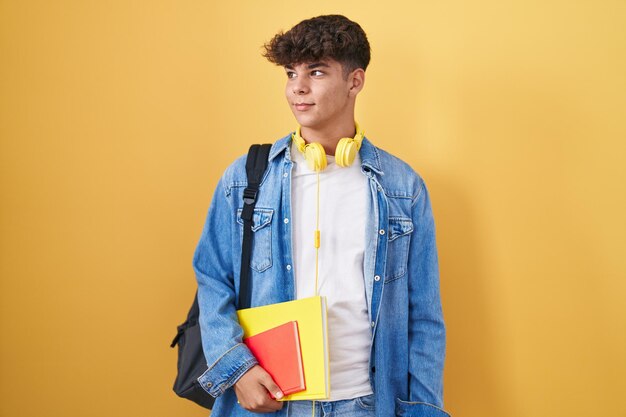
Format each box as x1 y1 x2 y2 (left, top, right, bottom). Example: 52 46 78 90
348 68 365 96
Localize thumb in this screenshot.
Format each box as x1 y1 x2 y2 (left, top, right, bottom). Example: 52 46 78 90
260 372 284 400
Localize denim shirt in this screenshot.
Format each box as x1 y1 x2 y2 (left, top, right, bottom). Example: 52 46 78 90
193 134 449 417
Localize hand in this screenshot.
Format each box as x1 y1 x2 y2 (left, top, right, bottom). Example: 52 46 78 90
233 365 284 413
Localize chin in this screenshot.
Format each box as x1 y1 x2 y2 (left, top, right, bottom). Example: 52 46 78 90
290 109 314 124
293 115 319 129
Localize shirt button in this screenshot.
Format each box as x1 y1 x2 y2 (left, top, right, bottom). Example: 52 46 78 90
206 382 212 388
377 186 382 191
284 218 289 224
379 229 385 235
286 264 292 271
283 172 288 178
371 321 375 327
374 275 381 282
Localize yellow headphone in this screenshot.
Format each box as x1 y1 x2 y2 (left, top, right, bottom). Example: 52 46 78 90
291 122 365 172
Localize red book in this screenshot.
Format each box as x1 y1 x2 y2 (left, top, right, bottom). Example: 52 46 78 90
243 321 306 397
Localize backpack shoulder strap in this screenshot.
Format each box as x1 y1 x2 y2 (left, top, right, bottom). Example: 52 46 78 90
239 143 272 309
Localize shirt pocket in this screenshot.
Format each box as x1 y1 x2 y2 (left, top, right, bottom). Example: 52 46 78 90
384 216 414 282
236 208 273 273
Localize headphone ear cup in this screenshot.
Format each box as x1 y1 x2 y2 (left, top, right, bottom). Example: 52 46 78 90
304 142 327 172
335 138 359 167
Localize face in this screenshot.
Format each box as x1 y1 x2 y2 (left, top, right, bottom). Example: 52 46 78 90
284 59 362 131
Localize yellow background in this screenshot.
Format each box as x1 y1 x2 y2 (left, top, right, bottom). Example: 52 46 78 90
1 1 625 416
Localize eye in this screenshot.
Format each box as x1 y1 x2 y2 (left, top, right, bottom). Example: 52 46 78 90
286 71 296 79
311 70 324 76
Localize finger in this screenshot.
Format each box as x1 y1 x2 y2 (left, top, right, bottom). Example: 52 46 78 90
257 398 284 412
259 373 284 401
248 392 284 413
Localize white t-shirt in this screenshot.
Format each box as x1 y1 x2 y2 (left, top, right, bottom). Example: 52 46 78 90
290 141 374 400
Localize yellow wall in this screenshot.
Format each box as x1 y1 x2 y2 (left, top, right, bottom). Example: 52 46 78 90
1 1 625 416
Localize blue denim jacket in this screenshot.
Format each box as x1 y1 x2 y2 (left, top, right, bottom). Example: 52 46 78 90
193 134 449 417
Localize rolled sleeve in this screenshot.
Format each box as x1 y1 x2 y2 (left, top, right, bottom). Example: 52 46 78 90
197 343 258 397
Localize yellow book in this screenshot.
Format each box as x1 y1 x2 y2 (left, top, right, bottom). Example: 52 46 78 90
237 296 329 401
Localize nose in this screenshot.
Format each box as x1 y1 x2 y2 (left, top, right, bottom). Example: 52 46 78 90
292 77 310 95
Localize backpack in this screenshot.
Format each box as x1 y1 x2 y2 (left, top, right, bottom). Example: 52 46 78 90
170 144 272 409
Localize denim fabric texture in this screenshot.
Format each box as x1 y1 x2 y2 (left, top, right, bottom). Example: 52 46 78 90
286 394 376 417
193 134 448 417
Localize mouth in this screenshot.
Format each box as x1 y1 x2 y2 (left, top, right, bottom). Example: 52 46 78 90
294 103 314 111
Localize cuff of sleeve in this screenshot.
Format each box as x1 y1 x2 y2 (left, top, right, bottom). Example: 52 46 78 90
197 343 259 398
395 398 451 417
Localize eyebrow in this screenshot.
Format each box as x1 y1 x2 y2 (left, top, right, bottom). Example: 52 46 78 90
285 62 331 70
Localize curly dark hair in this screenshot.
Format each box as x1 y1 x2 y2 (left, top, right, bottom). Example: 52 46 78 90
262 14 371 78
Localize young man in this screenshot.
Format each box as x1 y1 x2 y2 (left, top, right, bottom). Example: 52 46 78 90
193 14 449 417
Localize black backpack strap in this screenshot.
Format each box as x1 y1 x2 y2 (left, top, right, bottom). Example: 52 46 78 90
239 144 272 309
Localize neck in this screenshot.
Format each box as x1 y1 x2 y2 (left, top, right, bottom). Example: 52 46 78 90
300 120 356 155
